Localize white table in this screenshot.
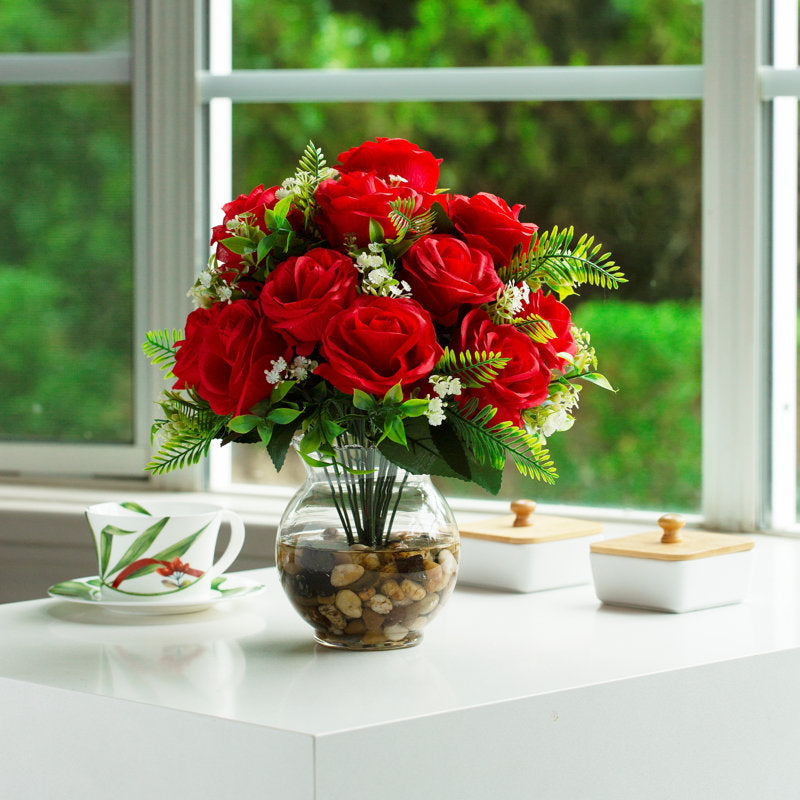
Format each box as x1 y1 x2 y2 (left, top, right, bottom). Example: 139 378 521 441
2 529 800 799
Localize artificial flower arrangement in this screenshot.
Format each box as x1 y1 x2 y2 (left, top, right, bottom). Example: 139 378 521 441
143 137 624 497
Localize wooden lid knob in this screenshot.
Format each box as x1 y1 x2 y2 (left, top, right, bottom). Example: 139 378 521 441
658 513 685 543
511 499 536 527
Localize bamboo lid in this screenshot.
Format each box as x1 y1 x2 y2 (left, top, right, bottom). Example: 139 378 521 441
459 500 603 544
590 514 755 562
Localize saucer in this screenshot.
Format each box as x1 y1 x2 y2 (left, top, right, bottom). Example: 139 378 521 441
47 574 266 615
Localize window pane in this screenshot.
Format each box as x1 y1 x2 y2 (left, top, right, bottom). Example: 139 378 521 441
227 99 701 512
0 0 129 53
232 0 702 69
0 85 133 443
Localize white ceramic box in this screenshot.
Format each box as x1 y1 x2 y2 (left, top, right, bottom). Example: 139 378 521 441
589 514 754 613
457 500 603 593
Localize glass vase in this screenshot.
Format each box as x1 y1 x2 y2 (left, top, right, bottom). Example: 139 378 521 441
276 445 459 650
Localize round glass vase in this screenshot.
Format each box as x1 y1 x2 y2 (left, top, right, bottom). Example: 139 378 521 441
276 445 460 650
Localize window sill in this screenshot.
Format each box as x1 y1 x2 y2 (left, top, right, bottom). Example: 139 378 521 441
0 479 713 604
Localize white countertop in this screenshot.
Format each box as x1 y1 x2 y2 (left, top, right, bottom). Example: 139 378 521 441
3 526 800 799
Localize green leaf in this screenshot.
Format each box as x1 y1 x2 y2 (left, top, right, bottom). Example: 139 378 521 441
257 421 273 447
267 423 297 472
378 416 464 481
269 380 296 405
384 415 407 446
579 372 616 391
262 208 277 230
228 415 260 434
266 407 302 425
107 517 170 577
320 418 346 441
382 382 403 406
221 235 257 255
368 217 385 242
430 201 456 234
256 233 276 263
430 420 471 480
273 195 293 220
299 424 323 454
352 389 377 411
120 502 151 515
400 398 430 417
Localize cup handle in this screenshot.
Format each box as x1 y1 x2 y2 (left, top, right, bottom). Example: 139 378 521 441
206 509 245 582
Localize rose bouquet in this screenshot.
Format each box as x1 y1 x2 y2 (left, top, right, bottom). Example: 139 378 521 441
144 138 624 509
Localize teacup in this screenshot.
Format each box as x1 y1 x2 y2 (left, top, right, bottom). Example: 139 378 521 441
86 501 245 602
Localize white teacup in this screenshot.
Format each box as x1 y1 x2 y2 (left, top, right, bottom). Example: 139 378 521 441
86 501 245 602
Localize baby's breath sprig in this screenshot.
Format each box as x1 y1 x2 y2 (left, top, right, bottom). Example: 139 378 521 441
354 242 412 298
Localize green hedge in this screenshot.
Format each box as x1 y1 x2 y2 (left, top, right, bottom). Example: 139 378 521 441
438 299 702 513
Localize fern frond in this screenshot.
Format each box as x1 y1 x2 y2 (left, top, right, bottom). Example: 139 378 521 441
156 391 220 436
145 426 221 476
498 225 626 291
434 348 510 388
297 141 327 181
388 198 436 240
447 398 558 484
510 314 555 343
143 329 182 375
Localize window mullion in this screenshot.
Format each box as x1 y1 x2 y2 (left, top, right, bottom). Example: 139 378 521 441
767 0 798 530
135 0 206 490
199 65 704 103
702 0 770 531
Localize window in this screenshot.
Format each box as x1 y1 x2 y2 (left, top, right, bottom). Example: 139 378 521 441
2 0 798 535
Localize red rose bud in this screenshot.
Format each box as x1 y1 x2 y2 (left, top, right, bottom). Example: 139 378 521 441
316 296 443 397
336 137 442 193
314 171 430 249
453 309 550 427
259 248 359 355
450 192 538 267
520 289 578 370
173 299 292 416
400 234 503 326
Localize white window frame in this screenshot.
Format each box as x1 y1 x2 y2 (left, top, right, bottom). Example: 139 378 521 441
2 0 799 534
0 0 204 489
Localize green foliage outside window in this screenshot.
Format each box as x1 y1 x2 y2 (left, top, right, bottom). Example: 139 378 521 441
1 0 704 511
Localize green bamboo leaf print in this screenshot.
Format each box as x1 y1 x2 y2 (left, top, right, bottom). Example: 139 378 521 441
49 580 98 601
120 502 152 515
107 517 170 577
150 523 210 562
111 523 212 582
98 525 138 579
210 576 255 597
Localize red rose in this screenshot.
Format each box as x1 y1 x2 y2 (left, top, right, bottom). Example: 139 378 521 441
210 184 280 270
173 300 291 416
453 309 550 426
336 137 442 193
315 171 430 249
259 248 359 355
316 296 442 396
450 192 538 267
399 235 503 326
519 289 577 370
210 184 302 274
